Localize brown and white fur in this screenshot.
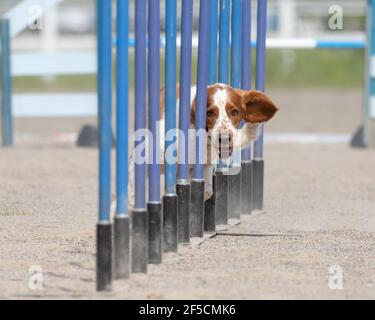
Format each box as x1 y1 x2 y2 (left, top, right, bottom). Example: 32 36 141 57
112 83 278 214
159 83 278 200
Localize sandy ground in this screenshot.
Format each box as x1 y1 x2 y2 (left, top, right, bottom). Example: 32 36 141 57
0 89 374 299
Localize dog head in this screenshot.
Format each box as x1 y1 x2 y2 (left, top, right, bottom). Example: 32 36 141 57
191 83 278 160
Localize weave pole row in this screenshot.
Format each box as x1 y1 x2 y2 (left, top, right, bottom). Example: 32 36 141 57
96 0 268 292
213 0 267 229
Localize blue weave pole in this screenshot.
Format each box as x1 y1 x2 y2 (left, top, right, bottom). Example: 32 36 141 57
114 0 130 281
116 0 129 218
215 0 230 227
204 0 219 232
96 0 112 291
177 0 194 244
134 0 147 211
191 0 210 238
178 0 193 181
97 1 112 225
132 0 148 274
231 0 242 89
365 0 375 146
241 0 252 162
217 0 230 172
148 0 161 204
253 0 268 210
147 0 163 264
165 0 178 195
228 0 242 221
240 0 253 215
163 0 178 252
371 2 375 119
218 0 230 84
217 0 230 170
209 0 219 85
254 0 267 159
193 0 210 180
1 19 13 147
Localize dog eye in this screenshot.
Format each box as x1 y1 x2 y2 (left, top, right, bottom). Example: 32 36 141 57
207 111 215 117
231 109 239 117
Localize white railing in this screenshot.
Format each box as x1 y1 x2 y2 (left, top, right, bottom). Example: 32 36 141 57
4 0 97 118
4 0 63 37
12 51 96 77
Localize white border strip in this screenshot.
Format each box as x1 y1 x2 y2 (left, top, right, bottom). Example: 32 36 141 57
13 93 97 117
266 38 317 49
265 133 351 144
15 132 351 145
12 51 97 76
5 0 63 37
370 97 375 119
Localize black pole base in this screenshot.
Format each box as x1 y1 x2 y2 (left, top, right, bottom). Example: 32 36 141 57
249 161 255 212
215 170 228 226
241 161 253 215
114 216 130 279
204 173 216 232
228 168 241 220
177 182 190 243
96 222 112 291
148 202 162 264
131 209 148 273
253 158 264 210
190 179 204 238
163 194 178 252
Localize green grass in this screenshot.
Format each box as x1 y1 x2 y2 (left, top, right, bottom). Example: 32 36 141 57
13 74 97 93
265 49 365 89
13 49 365 93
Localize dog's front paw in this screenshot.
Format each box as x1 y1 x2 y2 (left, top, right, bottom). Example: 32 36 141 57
204 191 213 201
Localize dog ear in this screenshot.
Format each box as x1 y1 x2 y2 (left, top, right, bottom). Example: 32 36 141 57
241 90 278 123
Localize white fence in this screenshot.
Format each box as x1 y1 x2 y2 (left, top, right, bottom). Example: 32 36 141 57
3 0 97 118
3 0 369 118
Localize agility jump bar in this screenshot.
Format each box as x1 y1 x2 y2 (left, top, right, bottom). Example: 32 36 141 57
114 38 366 50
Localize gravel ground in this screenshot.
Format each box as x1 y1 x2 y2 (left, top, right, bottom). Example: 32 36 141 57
0 89 374 299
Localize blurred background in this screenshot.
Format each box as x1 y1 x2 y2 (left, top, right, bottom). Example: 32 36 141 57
0 0 368 143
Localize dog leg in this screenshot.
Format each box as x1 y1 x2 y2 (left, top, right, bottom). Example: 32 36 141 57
204 164 215 201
